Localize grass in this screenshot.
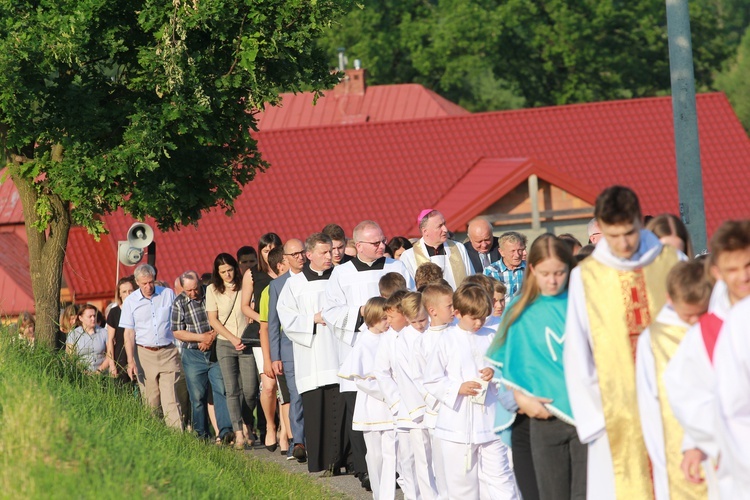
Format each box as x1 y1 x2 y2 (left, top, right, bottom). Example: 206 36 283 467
0 336 342 499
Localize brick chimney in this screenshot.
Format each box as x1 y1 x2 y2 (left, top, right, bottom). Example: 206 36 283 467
334 68 367 96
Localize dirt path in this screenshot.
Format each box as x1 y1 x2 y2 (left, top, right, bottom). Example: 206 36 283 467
242 444 405 500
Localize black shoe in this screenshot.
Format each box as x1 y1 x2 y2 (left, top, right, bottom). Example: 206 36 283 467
320 466 342 478
265 442 278 453
292 443 307 463
220 431 235 446
361 473 371 492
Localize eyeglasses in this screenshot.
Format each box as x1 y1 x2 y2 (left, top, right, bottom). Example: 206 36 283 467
357 239 387 248
284 251 305 258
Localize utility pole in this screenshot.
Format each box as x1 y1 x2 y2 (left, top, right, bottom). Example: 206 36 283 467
666 0 708 254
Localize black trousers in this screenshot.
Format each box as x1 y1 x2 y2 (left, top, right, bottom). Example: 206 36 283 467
512 413 540 500
530 417 587 500
342 391 368 477
302 384 347 473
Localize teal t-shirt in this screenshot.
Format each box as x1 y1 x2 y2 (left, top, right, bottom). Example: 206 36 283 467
488 290 573 423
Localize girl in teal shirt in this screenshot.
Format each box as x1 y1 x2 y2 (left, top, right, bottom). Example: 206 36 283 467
487 234 586 500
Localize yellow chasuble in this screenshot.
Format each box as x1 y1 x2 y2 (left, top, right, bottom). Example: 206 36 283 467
412 240 468 287
580 246 679 499
650 320 708 499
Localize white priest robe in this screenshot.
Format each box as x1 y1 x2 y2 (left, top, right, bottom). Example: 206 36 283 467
714 295 750 498
277 263 339 394
400 238 474 290
664 280 730 498
563 230 675 499
323 256 413 393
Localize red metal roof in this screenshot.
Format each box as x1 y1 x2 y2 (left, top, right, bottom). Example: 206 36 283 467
5 92 749 304
255 83 469 130
63 226 118 302
0 232 34 316
0 169 25 226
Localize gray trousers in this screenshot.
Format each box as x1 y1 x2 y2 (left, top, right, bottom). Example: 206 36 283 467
529 417 587 500
216 340 258 433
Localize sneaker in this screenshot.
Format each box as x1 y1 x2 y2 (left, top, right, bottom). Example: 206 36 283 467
292 443 307 463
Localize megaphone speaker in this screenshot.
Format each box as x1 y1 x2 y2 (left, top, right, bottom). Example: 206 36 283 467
118 242 144 266
127 222 154 249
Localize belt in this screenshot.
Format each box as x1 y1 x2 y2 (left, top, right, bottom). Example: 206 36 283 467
137 343 173 351
182 342 201 350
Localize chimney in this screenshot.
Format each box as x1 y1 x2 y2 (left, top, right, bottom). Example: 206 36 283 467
334 68 367 96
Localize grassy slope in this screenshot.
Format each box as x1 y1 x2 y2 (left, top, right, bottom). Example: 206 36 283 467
0 337 340 499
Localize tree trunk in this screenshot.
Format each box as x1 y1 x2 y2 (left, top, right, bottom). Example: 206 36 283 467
11 174 71 348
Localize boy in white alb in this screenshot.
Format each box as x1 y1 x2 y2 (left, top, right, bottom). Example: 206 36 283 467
423 283 518 499
665 220 750 498
339 297 397 500
714 296 750 498
396 292 439 499
412 283 455 499
636 261 712 500
374 290 430 500
712 221 750 497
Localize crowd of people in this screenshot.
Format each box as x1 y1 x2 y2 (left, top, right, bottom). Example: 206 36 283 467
19 184 750 500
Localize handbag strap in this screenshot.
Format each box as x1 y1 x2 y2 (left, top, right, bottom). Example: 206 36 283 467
221 290 239 326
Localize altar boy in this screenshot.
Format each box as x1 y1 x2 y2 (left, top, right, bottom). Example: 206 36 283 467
339 297 397 500
423 283 518 499
636 260 712 500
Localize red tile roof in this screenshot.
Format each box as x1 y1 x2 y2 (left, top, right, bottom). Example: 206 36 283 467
255 83 469 130
6 92 750 304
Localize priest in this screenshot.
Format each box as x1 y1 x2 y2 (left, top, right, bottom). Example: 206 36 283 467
323 220 414 488
563 186 681 499
277 233 343 474
400 209 474 289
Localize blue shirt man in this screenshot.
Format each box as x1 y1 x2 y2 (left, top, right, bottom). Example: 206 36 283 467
120 264 183 428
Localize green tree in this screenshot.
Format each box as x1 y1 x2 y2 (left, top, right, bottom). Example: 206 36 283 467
0 0 351 346
316 0 431 86
320 0 732 110
715 26 750 132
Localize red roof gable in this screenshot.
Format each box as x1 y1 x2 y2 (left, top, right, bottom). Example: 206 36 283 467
428 157 601 234
255 83 469 130
0 91 741 304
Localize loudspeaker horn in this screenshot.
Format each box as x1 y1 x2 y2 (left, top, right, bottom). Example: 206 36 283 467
118 241 144 266
126 222 154 249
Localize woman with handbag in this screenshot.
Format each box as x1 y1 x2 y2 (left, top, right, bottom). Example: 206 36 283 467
207 253 257 450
